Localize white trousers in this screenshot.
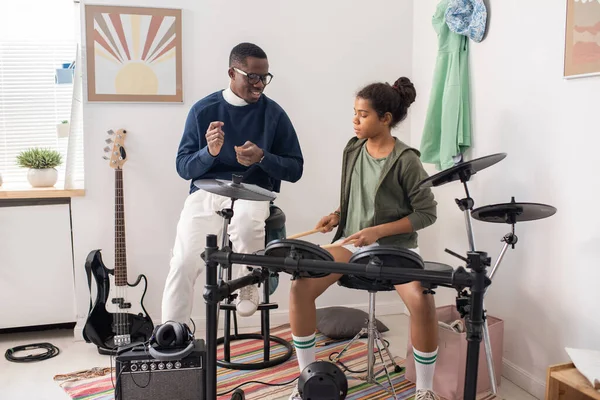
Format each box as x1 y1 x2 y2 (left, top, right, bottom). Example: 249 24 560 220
161 189 270 324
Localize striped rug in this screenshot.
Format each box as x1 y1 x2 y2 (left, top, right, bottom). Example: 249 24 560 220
214 324 413 399
55 324 496 400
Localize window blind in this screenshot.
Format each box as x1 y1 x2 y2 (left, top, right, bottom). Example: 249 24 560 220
0 41 84 186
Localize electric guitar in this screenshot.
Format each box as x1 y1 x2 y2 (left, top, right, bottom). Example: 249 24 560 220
82 129 154 355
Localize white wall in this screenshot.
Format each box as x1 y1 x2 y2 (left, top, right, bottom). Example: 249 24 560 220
411 1 600 397
0 0 76 42
72 0 415 332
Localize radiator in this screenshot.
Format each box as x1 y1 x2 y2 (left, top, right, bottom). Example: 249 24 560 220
0 204 76 329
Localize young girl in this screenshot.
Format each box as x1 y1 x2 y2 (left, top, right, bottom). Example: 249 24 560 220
288 77 440 400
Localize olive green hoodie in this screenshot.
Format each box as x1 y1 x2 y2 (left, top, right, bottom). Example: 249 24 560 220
332 137 437 248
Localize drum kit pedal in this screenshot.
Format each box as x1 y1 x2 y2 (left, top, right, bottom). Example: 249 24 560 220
195 152 556 400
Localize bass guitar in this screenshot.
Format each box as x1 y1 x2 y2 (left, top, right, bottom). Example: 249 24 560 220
82 128 154 355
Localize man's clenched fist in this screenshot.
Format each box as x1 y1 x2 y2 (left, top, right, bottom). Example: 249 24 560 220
234 141 264 166
206 121 225 156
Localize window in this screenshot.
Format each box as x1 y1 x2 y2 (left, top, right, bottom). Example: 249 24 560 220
0 1 84 188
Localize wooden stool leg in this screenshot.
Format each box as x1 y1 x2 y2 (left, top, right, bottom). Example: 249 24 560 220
545 371 561 400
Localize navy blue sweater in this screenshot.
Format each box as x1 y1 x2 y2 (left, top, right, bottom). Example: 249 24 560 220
176 91 304 193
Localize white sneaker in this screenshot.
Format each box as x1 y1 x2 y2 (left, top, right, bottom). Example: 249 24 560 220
234 283 259 317
415 389 441 400
288 386 302 400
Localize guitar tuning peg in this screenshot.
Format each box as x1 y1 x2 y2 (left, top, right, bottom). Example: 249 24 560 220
105 138 113 144
103 156 110 160
107 129 115 135
104 146 111 153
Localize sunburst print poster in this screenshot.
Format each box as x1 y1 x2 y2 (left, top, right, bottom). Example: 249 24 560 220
564 0 600 78
84 5 182 102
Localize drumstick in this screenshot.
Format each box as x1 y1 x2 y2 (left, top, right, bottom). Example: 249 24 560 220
287 228 324 240
321 239 356 249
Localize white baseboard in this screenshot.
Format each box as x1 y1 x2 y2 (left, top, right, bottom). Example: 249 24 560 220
502 357 546 399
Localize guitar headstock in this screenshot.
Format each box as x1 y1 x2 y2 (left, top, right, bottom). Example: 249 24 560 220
103 129 128 169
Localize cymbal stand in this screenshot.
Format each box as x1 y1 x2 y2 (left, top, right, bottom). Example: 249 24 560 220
489 230 517 280
454 172 498 395
217 174 244 283
217 199 236 282
487 198 520 280
456 180 477 252
216 197 236 362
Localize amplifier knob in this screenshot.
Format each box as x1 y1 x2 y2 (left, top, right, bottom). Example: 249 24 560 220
166 362 173 369
130 364 138 372
175 362 182 369
150 363 156 370
141 364 148 371
158 363 165 370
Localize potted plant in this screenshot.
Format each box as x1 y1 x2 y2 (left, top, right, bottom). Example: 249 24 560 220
16 148 63 187
57 120 70 137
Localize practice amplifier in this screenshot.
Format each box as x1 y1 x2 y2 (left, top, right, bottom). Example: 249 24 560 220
115 339 206 400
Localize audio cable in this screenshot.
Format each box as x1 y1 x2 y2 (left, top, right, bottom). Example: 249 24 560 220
5 342 60 363
215 340 393 396
216 376 300 396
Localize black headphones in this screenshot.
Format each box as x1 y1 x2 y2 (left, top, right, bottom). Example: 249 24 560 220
148 321 195 361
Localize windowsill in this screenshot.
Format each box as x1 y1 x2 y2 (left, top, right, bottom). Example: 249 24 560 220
0 184 85 200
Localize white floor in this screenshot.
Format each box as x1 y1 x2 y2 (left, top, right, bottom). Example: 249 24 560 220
0 314 538 400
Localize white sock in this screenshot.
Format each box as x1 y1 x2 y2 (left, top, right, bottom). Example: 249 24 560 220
413 347 438 391
292 333 316 373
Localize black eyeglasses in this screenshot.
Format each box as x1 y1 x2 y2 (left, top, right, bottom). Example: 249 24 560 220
233 67 273 85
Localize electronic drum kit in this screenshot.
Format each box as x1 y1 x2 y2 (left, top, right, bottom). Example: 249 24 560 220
195 152 557 400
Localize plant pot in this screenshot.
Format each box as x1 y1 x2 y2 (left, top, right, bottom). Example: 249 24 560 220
57 123 70 138
27 168 58 187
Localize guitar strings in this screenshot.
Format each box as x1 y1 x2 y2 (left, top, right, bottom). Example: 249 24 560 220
119 138 124 342
116 167 123 342
120 167 126 341
118 166 130 344
120 166 124 340
123 169 129 341
115 167 120 341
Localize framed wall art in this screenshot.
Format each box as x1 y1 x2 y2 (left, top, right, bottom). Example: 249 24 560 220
84 5 183 102
564 0 600 79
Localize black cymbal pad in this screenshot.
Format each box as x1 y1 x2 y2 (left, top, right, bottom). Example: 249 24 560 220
193 179 276 202
419 153 507 188
264 239 332 278
471 202 557 224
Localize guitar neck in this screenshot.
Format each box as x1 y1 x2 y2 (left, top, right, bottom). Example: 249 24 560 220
115 168 127 286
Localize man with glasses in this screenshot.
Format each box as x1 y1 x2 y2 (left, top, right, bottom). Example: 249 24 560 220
162 42 304 324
